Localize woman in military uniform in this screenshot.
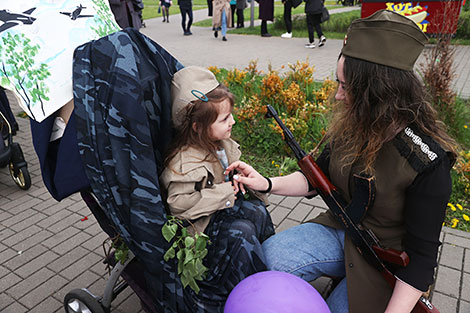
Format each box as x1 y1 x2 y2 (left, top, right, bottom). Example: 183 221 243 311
225 10 457 313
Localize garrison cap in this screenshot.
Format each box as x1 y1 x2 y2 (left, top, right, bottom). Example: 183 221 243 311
341 9 428 71
171 66 220 129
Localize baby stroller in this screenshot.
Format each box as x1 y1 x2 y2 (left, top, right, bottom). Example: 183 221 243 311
31 28 189 313
0 87 31 190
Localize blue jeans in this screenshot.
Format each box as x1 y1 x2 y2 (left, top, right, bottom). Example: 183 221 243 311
262 223 349 313
221 10 227 37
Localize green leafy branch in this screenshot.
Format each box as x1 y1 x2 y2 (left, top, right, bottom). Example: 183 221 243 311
162 216 210 294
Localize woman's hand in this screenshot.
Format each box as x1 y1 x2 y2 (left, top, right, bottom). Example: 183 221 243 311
225 161 269 192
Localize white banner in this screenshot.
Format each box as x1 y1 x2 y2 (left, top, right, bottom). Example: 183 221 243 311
0 0 120 122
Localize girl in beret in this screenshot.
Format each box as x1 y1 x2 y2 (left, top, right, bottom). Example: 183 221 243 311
226 10 457 313
160 66 274 311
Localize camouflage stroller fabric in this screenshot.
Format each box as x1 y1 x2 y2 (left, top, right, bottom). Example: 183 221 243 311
72 28 274 312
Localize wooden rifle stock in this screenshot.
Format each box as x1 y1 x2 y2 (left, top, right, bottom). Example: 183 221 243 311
266 105 440 313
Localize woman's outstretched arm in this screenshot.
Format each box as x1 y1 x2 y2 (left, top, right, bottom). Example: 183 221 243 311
225 161 317 197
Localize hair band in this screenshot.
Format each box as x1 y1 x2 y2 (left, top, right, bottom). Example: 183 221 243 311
191 89 209 102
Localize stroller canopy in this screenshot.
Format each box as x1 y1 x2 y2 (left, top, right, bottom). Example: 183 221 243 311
73 28 187 312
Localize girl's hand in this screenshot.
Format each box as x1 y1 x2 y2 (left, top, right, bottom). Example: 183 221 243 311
225 161 268 191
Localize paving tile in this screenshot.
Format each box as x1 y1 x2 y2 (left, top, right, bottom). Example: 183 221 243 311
0 248 18 264
36 208 76 229
440 243 464 270
279 196 302 208
443 227 470 239
28 296 63 313
14 249 60 279
445 233 470 249
19 275 68 309
47 246 90 273
304 207 327 222
80 231 109 252
0 264 9 279
8 267 55 299
2 224 41 247
4 197 42 215
64 200 88 214
40 198 75 216
61 251 102 280
0 292 15 311
431 292 457 313
47 213 84 233
3 244 48 271
54 270 101 302
0 227 15 242
2 301 28 313
269 206 291 226
287 202 313 222
267 194 285 205
32 197 60 212
301 196 328 209
276 218 300 234
51 230 92 255
465 249 470 273
434 266 461 297
10 212 48 233
462 272 470 302
459 300 470 313
82 220 105 237
12 229 54 252
0 272 22 292
42 226 80 249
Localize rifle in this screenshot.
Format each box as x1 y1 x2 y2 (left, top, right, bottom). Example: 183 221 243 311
266 105 439 313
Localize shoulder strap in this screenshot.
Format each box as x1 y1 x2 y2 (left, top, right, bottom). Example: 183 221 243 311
393 125 446 174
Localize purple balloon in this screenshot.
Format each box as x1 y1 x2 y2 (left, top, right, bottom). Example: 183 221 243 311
224 271 331 313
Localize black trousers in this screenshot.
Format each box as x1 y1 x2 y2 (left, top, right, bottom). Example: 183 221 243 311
306 13 323 43
230 4 236 28
236 8 244 27
261 20 269 35
207 0 213 16
283 0 293 33
180 7 193 32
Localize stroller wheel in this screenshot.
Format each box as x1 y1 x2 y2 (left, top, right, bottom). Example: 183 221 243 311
9 163 31 190
64 289 106 313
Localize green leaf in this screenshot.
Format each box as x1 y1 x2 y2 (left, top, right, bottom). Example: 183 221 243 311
163 246 175 262
180 273 190 288
162 222 176 242
188 278 200 294
184 249 194 265
184 236 195 248
195 236 207 251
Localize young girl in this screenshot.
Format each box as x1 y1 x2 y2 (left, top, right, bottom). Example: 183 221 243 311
160 66 274 312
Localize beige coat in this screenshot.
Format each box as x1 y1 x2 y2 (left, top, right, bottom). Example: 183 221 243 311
160 139 268 234
212 0 232 29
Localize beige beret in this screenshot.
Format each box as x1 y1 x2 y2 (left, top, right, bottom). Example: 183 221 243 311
171 66 220 129
341 9 428 71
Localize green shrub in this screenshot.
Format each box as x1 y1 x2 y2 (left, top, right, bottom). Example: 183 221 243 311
456 10 470 39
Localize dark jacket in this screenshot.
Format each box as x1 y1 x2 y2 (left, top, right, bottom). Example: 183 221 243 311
312 125 452 312
304 0 323 15
258 0 274 21
178 0 192 11
108 0 143 29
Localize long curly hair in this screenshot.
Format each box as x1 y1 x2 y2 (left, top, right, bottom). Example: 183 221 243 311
326 55 457 174
164 84 235 168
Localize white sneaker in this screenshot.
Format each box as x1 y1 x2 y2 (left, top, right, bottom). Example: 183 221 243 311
304 42 315 49
319 35 326 47
281 32 292 38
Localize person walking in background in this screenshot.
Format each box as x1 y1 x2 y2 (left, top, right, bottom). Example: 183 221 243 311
259 0 274 37
281 0 302 38
230 0 236 28
178 0 193 35
304 0 326 48
108 0 143 29
213 0 231 41
208 0 213 16
236 0 247 28
161 0 172 22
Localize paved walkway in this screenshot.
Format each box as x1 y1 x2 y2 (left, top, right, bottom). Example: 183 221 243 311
0 7 469 313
